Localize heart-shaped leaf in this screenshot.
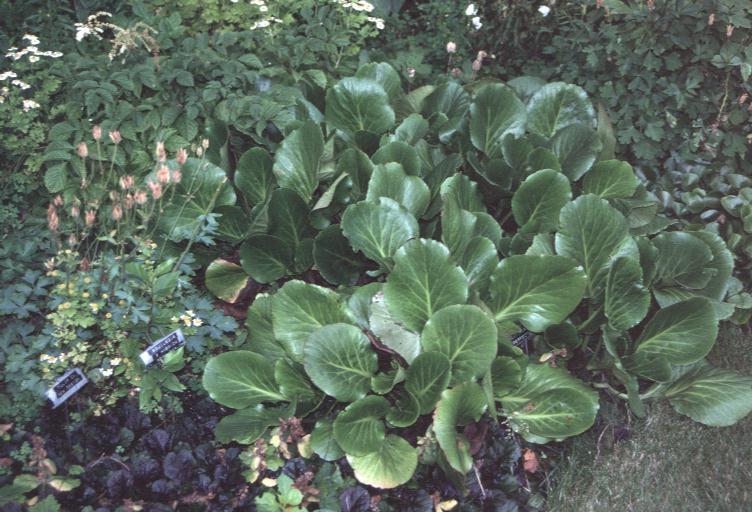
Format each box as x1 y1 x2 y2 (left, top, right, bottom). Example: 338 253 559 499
326 77 395 135
582 160 638 199
304 323 378 402
526 82 595 138
383 239 469 332
272 281 351 362
203 351 286 409
341 197 419 270
421 305 497 384
205 259 249 303
239 235 293 284
512 169 572 234
347 435 418 489
487 255 587 332
550 124 602 181
366 163 430 216
333 395 390 455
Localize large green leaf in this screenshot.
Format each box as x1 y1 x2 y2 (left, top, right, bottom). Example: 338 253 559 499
341 197 419 270
555 194 638 298
386 390 420 428
235 147 274 206
433 382 487 473
215 404 290 444
272 281 351 362
459 237 498 293
526 82 595 138
313 225 367 286
371 141 421 176
582 160 638 199
355 62 402 102
347 435 418 489
487 255 587 332
422 81 470 141
275 359 318 403
239 235 292 284
267 188 311 250
158 158 236 240
661 364 752 427
604 257 650 331
333 395 389 455
470 83 526 158
690 231 733 302
326 77 395 135
440 174 485 213
383 239 469 332
627 297 718 379
512 169 572 234
550 124 602 181
366 163 430 216
501 364 598 441
205 259 249 303
272 120 324 202
339 147 374 199
441 198 478 258
369 292 421 364
652 232 714 303
391 113 429 145
303 323 378 402
421 305 497 384
489 356 524 399
215 205 251 242
405 351 452 414
244 294 287 362
310 419 344 461
203 351 286 409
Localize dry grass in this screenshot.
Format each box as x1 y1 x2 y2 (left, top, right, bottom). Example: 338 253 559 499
548 325 752 512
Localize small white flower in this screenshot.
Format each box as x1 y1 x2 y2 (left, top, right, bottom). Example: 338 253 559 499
0 71 17 80
23 34 40 45
28 55 39 63
465 3 477 16
367 16 385 30
259 5 268 11
22 99 40 112
100 368 114 377
471 16 482 29
12 79 31 90
538 5 551 16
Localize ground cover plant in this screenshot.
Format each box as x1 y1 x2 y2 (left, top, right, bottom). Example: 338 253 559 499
2 2 752 511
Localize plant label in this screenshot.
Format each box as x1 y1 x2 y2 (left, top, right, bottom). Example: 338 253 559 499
46 368 88 408
139 329 185 367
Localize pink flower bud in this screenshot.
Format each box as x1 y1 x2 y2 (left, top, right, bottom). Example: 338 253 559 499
47 204 59 232
171 169 182 183
71 205 80 218
727 24 734 37
148 181 163 200
156 165 170 184
176 148 188 165
68 234 78 247
451 67 462 78
111 204 123 221
108 131 122 144
77 142 88 158
134 190 148 205
124 193 135 209
472 59 482 71
92 125 102 140
156 141 166 162
708 13 715 25
201 138 210 149
53 195 63 207
407 67 416 79
446 41 457 54
477 50 487 61
85 210 96 227
109 191 120 202
196 147 203 157
119 175 135 190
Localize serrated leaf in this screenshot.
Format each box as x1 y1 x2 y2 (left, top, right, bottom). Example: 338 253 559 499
205 259 249 303
333 395 389 455
272 281 351 363
273 120 323 202
605 257 649 331
203 351 286 409
383 239 468 332
470 83 526 158
526 82 596 138
304 323 378 402
239 235 292 284
421 305 497 384
326 77 395 135
555 194 638 298
235 147 274 205
582 160 638 199
512 169 572 234
434 382 487 474
44 164 67 193
341 197 419 270
487 255 587 332
347 435 417 489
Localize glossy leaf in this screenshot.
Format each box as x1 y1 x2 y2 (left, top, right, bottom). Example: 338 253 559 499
470 83 526 158
605 257 650 331
333 395 389 455
405 351 452 414
582 160 638 199
313 225 367 286
235 147 274 205
370 292 421 364
215 404 290 444
550 124 602 181
326 77 395 135
526 82 595 138
310 419 344 461
203 351 285 409
239 235 292 284
512 169 572 234
272 120 324 202
366 163 430 216
205 259 248 303
347 435 418 489
434 383 487 473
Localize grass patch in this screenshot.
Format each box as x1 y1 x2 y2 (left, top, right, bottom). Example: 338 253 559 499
548 325 752 512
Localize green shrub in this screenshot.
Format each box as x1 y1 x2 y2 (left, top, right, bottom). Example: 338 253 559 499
200 63 752 492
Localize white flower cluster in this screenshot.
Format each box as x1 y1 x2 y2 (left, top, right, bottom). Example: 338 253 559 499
171 309 203 327
465 4 482 30
74 11 112 42
5 34 63 61
40 352 69 364
250 0 269 12
338 0 375 12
